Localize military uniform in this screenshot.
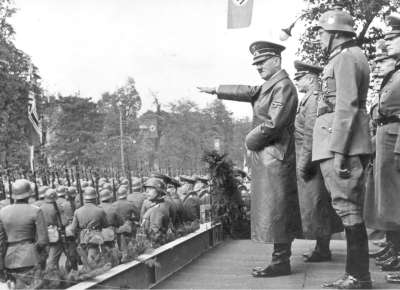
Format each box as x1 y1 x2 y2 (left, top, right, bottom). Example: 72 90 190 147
216 42 302 245
142 202 170 246
313 9 372 288
68 187 108 270
364 16 400 277
39 189 63 270
0 179 48 288
141 178 171 246
293 61 343 260
182 191 201 221
113 188 137 262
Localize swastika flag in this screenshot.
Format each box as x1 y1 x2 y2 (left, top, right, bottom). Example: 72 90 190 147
227 0 254 29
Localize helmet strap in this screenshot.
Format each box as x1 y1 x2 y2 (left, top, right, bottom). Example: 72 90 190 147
324 32 336 58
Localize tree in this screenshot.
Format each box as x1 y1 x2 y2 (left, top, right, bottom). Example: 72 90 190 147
45 95 104 166
297 0 400 64
0 0 43 169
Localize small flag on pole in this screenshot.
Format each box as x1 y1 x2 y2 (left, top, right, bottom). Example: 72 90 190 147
227 0 254 29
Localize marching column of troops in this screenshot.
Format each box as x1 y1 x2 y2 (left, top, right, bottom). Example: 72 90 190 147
199 6 400 290
0 171 237 288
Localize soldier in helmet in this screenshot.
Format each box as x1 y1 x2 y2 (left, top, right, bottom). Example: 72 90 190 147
33 185 49 207
141 178 171 246
0 179 48 288
127 179 146 220
198 39 302 277
39 189 63 270
177 175 195 200
99 189 123 244
64 186 79 270
166 178 184 226
312 8 372 289
365 14 400 283
113 187 137 262
68 186 108 269
293 60 343 263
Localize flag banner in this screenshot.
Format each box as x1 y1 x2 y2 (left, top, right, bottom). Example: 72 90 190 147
144 118 158 139
227 0 254 29
28 90 42 143
27 64 42 144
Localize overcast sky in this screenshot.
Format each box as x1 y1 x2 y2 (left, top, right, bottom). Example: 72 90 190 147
10 0 306 118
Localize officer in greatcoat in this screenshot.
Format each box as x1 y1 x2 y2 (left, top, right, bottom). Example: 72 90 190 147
198 40 302 277
0 179 48 288
365 14 400 282
293 61 343 262
312 8 372 289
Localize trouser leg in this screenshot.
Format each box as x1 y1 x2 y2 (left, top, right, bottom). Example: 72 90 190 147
46 243 63 270
319 156 370 282
66 240 78 270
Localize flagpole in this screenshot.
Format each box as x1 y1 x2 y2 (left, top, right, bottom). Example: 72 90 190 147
29 145 34 172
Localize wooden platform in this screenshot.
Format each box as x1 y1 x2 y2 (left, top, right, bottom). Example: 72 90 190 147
155 239 399 289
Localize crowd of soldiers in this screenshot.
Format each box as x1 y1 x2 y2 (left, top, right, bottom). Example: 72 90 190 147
199 4 400 289
0 169 250 289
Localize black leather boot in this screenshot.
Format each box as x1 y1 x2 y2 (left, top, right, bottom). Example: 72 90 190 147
252 243 292 277
369 241 393 258
323 223 371 289
304 237 332 262
342 223 371 289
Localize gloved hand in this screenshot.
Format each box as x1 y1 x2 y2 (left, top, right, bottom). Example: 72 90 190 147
395 154 400 172
245 125 268 151
333 152 351 179
197 86 216 95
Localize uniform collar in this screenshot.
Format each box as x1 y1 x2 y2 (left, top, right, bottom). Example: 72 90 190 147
328 39 358 61
262 69 289 92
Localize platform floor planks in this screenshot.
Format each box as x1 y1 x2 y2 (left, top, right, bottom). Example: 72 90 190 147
155 239 399 289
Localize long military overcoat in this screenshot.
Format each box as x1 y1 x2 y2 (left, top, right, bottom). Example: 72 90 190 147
295 90 343 238
364 68 400 230
217 69 302 243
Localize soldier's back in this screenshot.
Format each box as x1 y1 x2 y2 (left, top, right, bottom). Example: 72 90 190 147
0 203 48 269
127 192 146 217
75 203 107 230
39 201 58 226
113 199 137 221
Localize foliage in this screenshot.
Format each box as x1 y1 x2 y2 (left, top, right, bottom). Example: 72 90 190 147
202 150 250 239
297 0 400 64
0 0 44 170
45 95 104 166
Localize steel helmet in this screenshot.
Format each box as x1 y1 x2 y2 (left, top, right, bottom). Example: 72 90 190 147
83 186 97 200
144 177 166 195
12 179 32 200
117 187 128 199
56 185 67 197
100 189 113 202
38 186 50 199
67 186 77 197
315 9 356 36
102 183 112 191
45 189 57 201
